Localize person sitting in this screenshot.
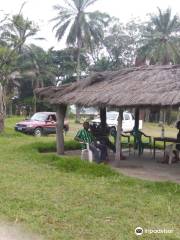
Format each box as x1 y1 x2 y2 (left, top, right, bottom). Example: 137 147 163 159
90 123 116 153
163 121 180 164
47 115 55 122
74 121 107 164
91 123 127 159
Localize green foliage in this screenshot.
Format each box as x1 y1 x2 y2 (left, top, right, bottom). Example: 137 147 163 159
52 48 88 84
138 8 180 64
52 0 110 83
2 14 39 53
0 12 41 122
91 18 143 70
52 0 109 50
90 56 114 72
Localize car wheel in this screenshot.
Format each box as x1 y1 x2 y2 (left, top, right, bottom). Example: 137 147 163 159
34 128 42 137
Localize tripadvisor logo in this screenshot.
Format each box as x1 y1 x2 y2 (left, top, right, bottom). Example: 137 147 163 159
135 227 143 236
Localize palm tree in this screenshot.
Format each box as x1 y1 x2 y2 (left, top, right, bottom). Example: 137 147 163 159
2 14 39 54
51 0 109 81
0 10 40 131
137 8 180 124
52 0 109 122
14 44 57 113
137 8 180 65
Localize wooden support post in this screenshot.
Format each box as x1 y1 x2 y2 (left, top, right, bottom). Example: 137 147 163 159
56 104 67 155
115 109 123 161
177 107 180 121
159 109 164 123
100 107 106 131
134 108 139 130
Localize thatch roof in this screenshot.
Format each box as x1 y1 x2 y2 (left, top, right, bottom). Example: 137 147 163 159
35 65 180 108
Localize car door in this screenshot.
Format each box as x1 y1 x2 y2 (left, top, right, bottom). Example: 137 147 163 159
45 114 56 134
122 113 132 132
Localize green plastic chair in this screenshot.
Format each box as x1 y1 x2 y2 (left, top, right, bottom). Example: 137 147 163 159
132 128 152 156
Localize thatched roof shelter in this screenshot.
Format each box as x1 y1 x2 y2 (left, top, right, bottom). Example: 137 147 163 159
35 65 180 161
36 65 180 108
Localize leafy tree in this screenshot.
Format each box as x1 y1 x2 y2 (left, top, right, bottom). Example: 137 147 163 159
90 56 113 72
52 47 88 84
138 8 180 65
0 11 40 131
16 45 57 112
91 18 142 71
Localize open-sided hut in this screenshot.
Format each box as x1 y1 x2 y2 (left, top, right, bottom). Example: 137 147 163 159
35 65 180 161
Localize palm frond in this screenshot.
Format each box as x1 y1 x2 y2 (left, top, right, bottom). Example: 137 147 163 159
63 0 77 11
55 20 72 41
82 0 97 10
66 17 78 45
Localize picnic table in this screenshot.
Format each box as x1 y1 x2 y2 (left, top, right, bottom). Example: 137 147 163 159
153 137 177 160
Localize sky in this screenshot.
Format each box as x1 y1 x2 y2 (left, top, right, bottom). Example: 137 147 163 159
1 0 180 50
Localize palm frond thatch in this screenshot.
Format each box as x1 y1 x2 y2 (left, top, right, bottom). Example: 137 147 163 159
35 65 180 108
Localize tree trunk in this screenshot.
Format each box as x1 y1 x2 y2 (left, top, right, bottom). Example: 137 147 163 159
165 108 171 125
0 113 4 133
145 109 150 122
33 94 37 114
159 109 164 123
77 46 81 82
0 85 6 133
56 105 67 155
75 41 81 123
8 100 13 116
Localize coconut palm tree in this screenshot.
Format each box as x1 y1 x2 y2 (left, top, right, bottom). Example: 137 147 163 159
2 14 39 54
52 0 109 122
51 0 109 81
137 8 180 65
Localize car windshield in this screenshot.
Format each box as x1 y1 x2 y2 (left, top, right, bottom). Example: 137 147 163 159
106 112 118 120
31 113 47 121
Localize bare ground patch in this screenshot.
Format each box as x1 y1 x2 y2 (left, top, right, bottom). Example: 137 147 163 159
0 222 43 240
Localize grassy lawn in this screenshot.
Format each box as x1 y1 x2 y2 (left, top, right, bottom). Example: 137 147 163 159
143 122 177 138
0 117 179 240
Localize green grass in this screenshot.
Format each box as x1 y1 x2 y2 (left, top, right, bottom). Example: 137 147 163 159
0 117 179 239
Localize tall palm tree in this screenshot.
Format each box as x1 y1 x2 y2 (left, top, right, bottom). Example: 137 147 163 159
52 0 109 81
138 8 180 65
2 14 39 54
52 0 109 122
0 10 40 131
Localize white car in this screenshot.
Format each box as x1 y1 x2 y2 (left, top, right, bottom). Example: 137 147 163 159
91 111 143 133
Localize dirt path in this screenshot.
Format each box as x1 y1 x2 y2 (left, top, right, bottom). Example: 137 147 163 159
0 222 43 240
110 150 180 184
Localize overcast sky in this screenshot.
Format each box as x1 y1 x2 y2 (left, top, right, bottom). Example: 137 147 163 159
1 0 180 50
